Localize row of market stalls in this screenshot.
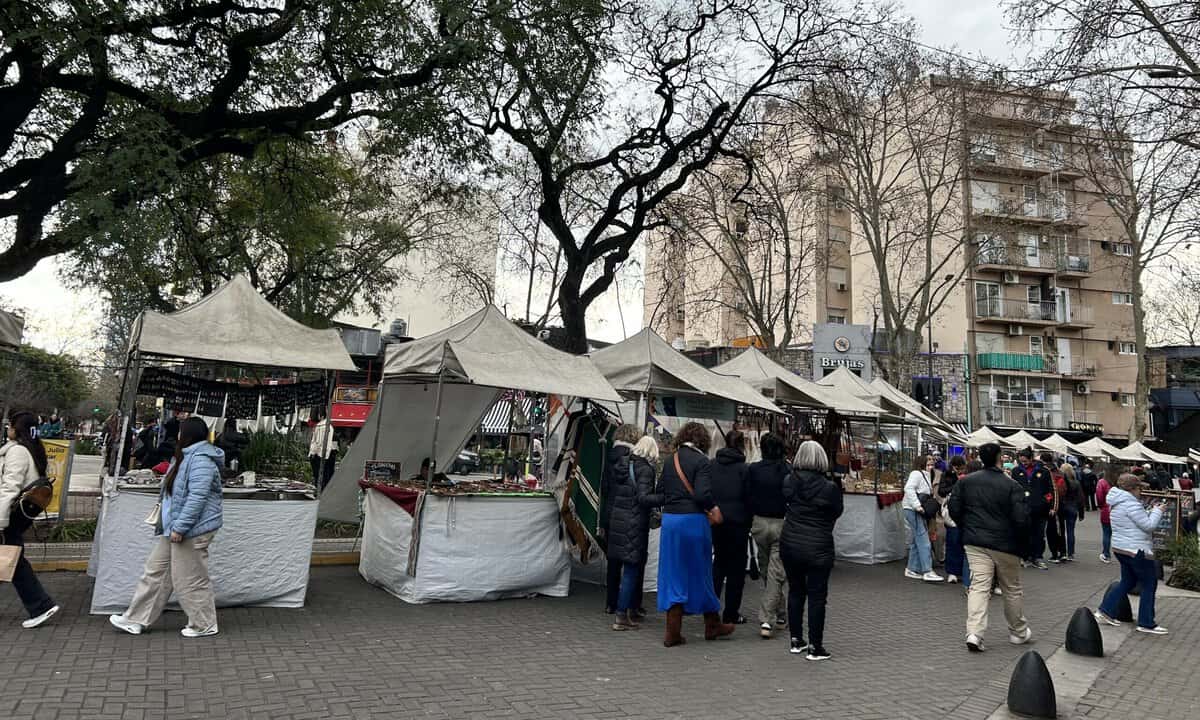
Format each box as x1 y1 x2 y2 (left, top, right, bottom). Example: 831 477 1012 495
961 425 1193 466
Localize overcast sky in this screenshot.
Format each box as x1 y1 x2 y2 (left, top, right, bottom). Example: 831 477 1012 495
0 0 1015 354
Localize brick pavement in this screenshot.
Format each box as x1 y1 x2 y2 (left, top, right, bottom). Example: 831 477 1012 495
0 530 1194 720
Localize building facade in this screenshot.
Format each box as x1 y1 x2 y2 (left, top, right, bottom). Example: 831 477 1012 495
644 76 1139 437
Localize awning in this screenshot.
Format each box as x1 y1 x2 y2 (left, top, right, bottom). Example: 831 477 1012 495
129 274 356 370
1037 433 1093 457
868 377 955 432
479 398 533 434
711 348 884 415
0 308 22 350
1123 441 1188 465
962 426 1016 448
1005 430 1050 451
1073 436 1143 461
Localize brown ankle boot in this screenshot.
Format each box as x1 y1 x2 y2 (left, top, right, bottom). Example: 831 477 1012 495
663 605 686 647
704 612 735 641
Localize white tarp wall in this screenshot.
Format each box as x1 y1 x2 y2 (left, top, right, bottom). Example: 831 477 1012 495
89 490 317 613
359 489 571 603
318 381 501 522
834 495 907 564
570 528 662 593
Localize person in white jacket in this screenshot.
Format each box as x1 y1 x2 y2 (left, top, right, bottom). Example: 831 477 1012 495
903 454 944 583
1094 474 1168 634
0 411 60 628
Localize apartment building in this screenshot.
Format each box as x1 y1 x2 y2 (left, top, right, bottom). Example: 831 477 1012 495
642 77 1138 437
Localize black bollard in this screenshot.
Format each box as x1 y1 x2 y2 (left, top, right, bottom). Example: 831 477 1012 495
1106 580 1134 622
1007 650 1057 719
1065 607 1104 657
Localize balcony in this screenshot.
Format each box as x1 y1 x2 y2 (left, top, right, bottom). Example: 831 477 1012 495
975 299 1059 326
1060 360 1097 378
971 198 1088 228
1055 304 1095 329
973 243 1057 275
1055 245 1093 276
976 404 1099 430
977 352 1048 373
969 150 1051 179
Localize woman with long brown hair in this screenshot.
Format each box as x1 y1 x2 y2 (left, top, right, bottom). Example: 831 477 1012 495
110 416 225 638
0 411 60 628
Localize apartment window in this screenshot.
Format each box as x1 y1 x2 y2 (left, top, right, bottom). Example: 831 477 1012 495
971 181 1001 212
970 134 998 162
1120 393 1135 407
826 313 846 324
976 333 1005 355
1118 341 1136 355
1027 285 1042 304
975 282 1002 317
1029 336 1043 356
829 267 848 290
1112 292 1133 305
1112 242 1133 257
829 226 850 244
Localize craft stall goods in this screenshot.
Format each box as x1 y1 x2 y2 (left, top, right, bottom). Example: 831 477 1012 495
137 366 326 420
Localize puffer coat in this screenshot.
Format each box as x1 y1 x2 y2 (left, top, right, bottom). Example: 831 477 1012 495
606 449 663 565
779 469 845 568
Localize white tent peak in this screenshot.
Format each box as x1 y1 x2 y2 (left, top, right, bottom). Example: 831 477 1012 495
130 273 356 370
384 305 621 402
713 348 883 415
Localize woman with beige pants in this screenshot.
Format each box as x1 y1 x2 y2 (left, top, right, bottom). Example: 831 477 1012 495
110 417 225 638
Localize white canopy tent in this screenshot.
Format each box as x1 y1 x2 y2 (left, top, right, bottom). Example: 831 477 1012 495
1073 436 1138 461
962 426 1016 448
868 377 955 432
1036 433 1093 457
1005 430 1049 451
589 329 782 416
711 348 884 415
1123 441 1188 465
816 367 907 416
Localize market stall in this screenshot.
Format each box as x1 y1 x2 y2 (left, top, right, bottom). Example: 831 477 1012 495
90 275 356 614
962 426 1016 448
321 306 621 603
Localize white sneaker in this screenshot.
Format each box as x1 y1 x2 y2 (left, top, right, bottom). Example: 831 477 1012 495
922 571 944 583
946 574 959 584
1009 627 1034 645
993 587 1003 596
1136 625 1169 635
760 622 773 639
109 614 143 635
181 625 219 638
22 605 59 629
1094 610 1121 627
1099 554 1112 564
966 634 985 652
904 569 923 580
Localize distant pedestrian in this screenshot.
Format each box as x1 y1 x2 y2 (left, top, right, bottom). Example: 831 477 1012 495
1046 456 1066 563
1012 448 1054 569
779 441 843 661
940 455 968 584
1055 463 1084 561
607 435 664 631
601 424 642 615
110 417 224 638
748 433 790 638
710 429 751 625
948 442 1032 653
1095 474 1169 635
1080 462 1099 512
656 422 733 647
903 454 943 583
307 408 336 491
0 411 61 629
1096 469 1114 563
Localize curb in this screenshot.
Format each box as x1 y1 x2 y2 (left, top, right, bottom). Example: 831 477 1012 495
31 551 362 573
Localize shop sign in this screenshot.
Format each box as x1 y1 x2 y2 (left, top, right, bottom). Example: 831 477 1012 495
1068 421 1103 434
654 395 736 422
42 438 74 516
820 357 866 369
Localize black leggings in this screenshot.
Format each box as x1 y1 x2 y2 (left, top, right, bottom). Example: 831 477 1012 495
711 523 748 623
781 555 831 650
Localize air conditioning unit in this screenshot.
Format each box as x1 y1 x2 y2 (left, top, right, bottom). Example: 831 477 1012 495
835 282 847 292
1008 377 1024 387
1008 324 1025 336
1003 271 1020 284
1075 382 1091 395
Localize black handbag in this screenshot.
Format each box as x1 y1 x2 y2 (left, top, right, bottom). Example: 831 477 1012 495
916 472 940 520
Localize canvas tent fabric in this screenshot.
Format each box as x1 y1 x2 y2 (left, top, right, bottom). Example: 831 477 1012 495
816 367 910 419
318 381 501 522
1037 433 1092 457
0 308 22 350
1122 441 1187 465
90 490 316 613
868 377 955 431
712 348 884 415
589 329 781 414
383 306 621 402
128 275 355 370
1005 430 1049 451
359 489 570 603
962 426 1015 448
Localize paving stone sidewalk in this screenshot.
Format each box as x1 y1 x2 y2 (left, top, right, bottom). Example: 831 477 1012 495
0 531 1193 720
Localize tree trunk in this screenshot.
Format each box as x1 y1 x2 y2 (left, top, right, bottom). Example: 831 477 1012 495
557 272 589 355
1130 262 1149 440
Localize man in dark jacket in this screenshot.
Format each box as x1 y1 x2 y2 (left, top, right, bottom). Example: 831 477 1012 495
1012 448 1054 569
950 442 1032 653
710 431 751 624
1080 462 1099 511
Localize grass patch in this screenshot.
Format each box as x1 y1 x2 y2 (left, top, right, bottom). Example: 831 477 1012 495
315 520 360 539
44 518 98 543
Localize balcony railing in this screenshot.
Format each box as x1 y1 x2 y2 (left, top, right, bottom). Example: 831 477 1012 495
975 300 1059 323
1056 251 1091 274
977 353 1047 372
976 404 1099 430
973 243 1056 271
1060 360 1097 378
1056 304 1094 327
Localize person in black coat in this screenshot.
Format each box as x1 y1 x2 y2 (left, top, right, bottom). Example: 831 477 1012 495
748 433 790 638
601 424 643 615
607 434 665 630
710 430 751 625
1011 448 1054 568
778 440 844 661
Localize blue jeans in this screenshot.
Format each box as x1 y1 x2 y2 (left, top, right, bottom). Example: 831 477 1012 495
1101 522 1112 558
1100 551 1157 629
1059 508 1078 557
616 562 640 613
904 509 932 574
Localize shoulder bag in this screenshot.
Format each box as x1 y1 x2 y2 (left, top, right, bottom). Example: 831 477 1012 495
673 452 723 526
916 472 940 521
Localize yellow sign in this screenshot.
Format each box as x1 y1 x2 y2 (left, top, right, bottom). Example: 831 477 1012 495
42 438 74 516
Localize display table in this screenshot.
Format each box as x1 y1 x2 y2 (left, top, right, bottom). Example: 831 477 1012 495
834 493 907 565
88 486 318 614
359 487 570 603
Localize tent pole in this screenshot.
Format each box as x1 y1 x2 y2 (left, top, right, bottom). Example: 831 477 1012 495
636 392 647 433
112 349 139 481
501 391 517 481
428 369 446 491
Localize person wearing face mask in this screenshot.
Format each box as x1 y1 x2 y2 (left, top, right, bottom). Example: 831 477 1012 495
903 454 943 583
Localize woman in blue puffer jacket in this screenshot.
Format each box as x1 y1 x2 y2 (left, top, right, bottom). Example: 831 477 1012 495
1094 474 1168 635
110 417 225 638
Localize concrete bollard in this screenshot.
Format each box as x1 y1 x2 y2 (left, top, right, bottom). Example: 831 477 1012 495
1065 607 1104 657
1007 650 1057 719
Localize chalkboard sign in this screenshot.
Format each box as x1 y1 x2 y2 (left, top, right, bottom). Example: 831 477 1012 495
364 460 403 485
1141 490 1195 550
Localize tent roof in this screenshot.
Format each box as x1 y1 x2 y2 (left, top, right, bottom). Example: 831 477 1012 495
1038 433 1093 457
1005 430 1048 451
589 329 781 414
815 368 930 424
0 308 23 350
384 306 621 402
712 348 884 415
868 377 954 431
130 275 355 370
1123 441 1187 465
1073 436 1138 461
962 426 1014 448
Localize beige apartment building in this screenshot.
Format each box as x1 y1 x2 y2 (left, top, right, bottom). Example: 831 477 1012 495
643 76 1139 437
